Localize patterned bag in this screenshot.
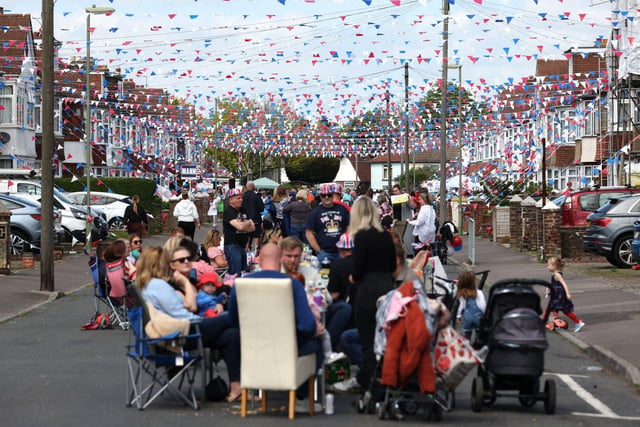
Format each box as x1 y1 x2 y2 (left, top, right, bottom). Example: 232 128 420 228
434 326 483 389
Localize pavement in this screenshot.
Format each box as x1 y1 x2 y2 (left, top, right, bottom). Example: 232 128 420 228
1 227 639 389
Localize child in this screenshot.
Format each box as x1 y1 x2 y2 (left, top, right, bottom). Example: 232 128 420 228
202 229 228 268
455 271 486 340
288 271 344 365
195 272 227 318
543 256 585 332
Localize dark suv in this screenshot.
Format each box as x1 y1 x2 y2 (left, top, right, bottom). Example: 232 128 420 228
583 194 640 268
556 186 640 227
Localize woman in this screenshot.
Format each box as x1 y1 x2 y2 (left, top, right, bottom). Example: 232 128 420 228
408 192 437 249
173 192 201 240
136 246 242 402
283 189 310 244
350 196 396 400
271 184 289 235
123 195 149 237
202 229 228 269
128 234 143 264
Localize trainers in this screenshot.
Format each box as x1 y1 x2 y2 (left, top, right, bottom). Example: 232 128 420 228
573 321 585 333
294 398 322 413
325 352 347 365
332 376 361 393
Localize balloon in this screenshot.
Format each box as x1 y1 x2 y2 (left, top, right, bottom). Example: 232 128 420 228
450 236 463 248
454 244 463 252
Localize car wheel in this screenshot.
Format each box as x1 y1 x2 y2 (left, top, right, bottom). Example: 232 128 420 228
10 230 30 256
109 218 126 231
612 234 634 268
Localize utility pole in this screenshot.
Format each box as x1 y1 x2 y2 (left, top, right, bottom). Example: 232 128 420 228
439 0 450 226
386 90 391 191
40 0 55 291
404 62 410 192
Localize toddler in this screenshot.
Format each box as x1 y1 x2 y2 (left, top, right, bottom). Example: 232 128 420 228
195 272 227 318
455 271 486 340
543 257 585 332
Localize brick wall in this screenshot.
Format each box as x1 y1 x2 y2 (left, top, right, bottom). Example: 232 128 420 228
509 196 522 250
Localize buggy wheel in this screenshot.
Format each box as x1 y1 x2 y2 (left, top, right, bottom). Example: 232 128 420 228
519 379 539 407
471 377 483 412
544 379 556 415
398 395 418 415
518 396 537 407
376 401 388 420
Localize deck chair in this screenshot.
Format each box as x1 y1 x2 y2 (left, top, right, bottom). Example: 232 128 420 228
104 259 131 329
235 277 317 420
88 256 110 317
126 286 206 410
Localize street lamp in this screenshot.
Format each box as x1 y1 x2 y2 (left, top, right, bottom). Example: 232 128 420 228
448 64 463 234
85 4 115 253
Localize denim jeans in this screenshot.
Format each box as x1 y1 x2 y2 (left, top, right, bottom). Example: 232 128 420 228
290 223 307 244
339 328 362 367
325 301 352 350
224 244 246 276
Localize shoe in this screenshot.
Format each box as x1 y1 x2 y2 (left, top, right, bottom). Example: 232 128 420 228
332 376 361 393
325 352 347 365
573 321 585 333
294 398 322 413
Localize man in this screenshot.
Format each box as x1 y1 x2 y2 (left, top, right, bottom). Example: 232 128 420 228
241 181 265 252
391 183 416 256
331 184 351 212
280 236 352 351
223 188 255 275
227 243 321 411
305 183 350 265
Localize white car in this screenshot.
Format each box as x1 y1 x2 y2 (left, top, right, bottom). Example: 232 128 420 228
66 191 132 230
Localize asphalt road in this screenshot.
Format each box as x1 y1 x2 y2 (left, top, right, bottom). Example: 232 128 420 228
1 284 639 427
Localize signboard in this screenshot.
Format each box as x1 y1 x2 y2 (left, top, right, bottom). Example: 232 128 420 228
180 164 198 180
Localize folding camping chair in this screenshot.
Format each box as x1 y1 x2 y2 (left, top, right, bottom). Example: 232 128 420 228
104 259 131 330
126 287 206 410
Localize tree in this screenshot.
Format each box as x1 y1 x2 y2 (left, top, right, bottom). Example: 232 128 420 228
394 166 437 190
285 157 340 184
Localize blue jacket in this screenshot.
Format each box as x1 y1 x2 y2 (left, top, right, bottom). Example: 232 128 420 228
196 291 226 317
227 270 317 340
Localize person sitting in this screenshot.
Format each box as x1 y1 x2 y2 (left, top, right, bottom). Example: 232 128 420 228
227 243 322 411
136 246 242 402
195 272 227 318
202 229 228 269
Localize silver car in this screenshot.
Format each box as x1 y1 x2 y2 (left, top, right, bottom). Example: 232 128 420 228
0 194 64 256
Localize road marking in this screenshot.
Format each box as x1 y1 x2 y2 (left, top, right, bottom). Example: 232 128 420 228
552 373 640 421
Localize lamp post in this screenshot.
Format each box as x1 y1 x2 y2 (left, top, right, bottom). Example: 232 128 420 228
85 4 114 253
448 64 463 234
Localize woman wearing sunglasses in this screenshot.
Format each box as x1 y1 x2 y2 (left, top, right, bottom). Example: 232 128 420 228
137 246 242 402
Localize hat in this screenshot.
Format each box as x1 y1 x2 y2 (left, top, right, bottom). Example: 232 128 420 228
196 272 222 289
319 183 339 195
336 233 354 250
226 188 243 198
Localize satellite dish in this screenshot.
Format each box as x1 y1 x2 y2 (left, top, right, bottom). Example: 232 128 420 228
0 132 9 144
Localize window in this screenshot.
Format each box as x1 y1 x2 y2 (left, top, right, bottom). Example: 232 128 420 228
383 166 392 180
0 85 13 124
16 183 41 196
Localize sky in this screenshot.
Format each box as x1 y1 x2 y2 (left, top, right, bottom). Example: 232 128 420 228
11 0 615 121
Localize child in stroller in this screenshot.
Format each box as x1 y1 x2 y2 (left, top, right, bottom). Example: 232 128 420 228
470 278 557 414
357 279 451 421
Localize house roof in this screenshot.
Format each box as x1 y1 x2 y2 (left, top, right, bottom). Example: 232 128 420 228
0 10 33 76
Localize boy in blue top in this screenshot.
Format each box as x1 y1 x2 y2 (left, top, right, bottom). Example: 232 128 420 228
196 272 226 318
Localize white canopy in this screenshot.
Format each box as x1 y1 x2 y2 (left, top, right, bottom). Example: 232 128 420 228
332 157 359 183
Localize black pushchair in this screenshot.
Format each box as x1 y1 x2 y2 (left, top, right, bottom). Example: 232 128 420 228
470 279 556 414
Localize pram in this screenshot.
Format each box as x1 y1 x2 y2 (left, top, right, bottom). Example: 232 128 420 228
357 279 452 421
470 278 556 414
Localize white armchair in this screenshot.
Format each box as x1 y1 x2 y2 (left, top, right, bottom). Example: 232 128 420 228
235 277 317 419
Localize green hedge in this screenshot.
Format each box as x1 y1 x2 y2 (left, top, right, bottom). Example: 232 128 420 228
55 178 165 234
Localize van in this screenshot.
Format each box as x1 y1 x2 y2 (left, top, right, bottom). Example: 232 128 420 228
555 186 640 227
0 179 108 243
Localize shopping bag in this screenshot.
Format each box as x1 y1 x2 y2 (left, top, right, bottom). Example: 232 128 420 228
434 326 483 389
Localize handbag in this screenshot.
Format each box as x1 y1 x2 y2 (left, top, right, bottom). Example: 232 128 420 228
434 326 483 389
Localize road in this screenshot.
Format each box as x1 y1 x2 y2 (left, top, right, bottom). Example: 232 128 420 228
1 284 639 426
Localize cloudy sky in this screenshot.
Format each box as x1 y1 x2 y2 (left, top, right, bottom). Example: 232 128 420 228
12 0 616 120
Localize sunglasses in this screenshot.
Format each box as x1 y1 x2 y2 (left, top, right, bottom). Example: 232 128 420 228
171 256 192 264
320 194 332 198
132 240 142 244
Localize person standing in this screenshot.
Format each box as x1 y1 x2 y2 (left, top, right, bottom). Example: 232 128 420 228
241 181 265 252
123 194 148 237
408 192 437 250
222 188 255 275
173 192 200 240
283 190 310 244
350 195 396 402
543 256 585 333
305 183 350 265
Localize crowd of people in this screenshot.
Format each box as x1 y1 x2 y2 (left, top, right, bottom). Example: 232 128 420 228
105 181 468 411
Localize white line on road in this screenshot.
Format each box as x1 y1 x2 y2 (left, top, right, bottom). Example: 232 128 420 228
552 373 640 421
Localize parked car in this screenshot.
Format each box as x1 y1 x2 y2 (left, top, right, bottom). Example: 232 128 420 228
583 194 640 268
65 191 131 230
0 179 108 244
632 221 640 265
0 194 64 256
557 186 640 227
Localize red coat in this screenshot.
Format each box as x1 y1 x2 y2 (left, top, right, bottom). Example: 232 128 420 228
380 281 436 394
